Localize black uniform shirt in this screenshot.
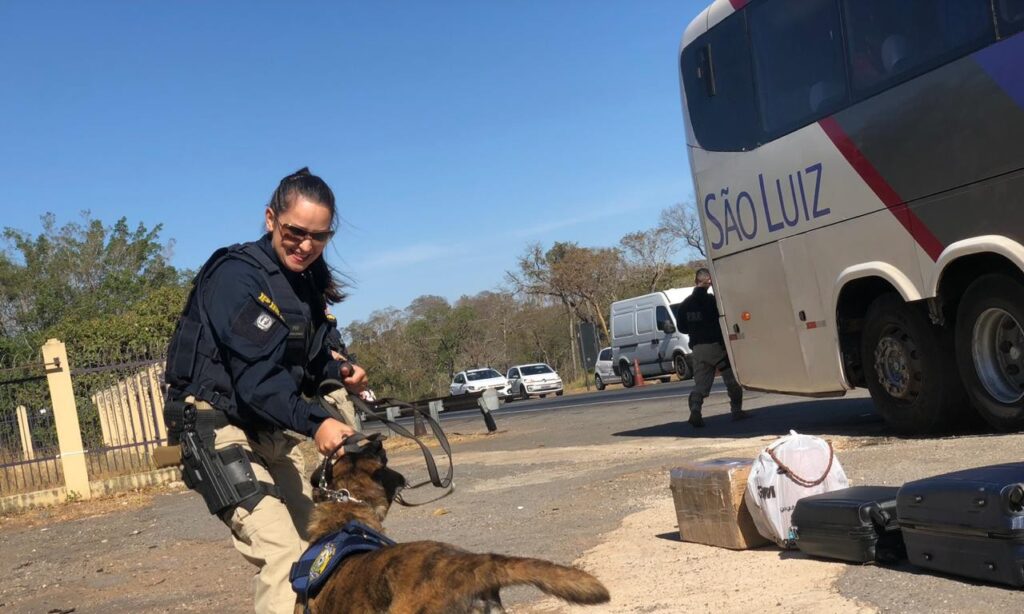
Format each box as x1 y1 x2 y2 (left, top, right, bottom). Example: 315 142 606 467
200 235 338 436
677 286 725 348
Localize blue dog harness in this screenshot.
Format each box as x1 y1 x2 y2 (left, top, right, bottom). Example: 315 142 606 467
290 520 395 608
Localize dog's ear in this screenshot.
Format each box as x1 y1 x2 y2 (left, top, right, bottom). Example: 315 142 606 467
373 465 407 505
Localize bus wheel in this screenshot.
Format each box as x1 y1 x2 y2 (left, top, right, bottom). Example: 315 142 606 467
620 362 635 388
955 274 1024 431
674 353 693 380
861 294 964 433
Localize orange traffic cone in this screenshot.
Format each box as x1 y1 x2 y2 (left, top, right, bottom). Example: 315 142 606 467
633 357 646 386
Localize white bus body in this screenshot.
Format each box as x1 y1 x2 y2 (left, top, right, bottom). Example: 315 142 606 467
680 0 1024 432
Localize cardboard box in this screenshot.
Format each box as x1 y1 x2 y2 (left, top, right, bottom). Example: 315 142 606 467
669 457 769 550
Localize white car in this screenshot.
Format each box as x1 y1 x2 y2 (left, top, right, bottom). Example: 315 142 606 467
506 363 563 400
594 347 621 391
450 368 509 398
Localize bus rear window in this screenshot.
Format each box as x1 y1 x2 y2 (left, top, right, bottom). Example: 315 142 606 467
680 11 759 152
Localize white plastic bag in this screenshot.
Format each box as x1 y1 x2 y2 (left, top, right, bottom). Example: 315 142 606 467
744 430 849 548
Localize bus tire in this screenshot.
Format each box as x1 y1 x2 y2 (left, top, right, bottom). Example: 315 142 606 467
620 362 635 388
955 274 1024 431
674 353 693 381
860 293 964 433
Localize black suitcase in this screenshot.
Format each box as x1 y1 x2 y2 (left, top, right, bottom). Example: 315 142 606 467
897 462 1024 587
792 486 905 563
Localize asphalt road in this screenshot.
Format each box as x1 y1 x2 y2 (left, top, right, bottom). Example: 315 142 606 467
2 382 1022 613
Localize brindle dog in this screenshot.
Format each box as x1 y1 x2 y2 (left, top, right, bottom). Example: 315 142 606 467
301 440 610 614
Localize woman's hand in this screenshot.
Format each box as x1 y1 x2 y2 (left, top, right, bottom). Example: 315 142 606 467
314 417 357 456
341 362 368 394
330 350 368 392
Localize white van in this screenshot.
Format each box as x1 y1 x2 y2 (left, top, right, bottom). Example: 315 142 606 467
610 287 700 387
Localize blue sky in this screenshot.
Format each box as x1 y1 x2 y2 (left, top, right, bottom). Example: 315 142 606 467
0 1 705 325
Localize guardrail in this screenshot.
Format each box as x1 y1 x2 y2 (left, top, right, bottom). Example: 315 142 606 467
359 389 499 435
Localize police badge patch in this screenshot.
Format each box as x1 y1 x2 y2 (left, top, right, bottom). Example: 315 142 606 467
308 542 336 583
255 313 274 331
230 297 284 348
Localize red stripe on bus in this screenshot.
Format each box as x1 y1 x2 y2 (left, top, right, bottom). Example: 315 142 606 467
818 116 943 261
729 0 750 9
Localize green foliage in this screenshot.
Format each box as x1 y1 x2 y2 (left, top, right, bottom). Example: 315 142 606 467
0 212 189 365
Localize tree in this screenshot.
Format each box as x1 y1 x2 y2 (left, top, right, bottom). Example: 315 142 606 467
0 212 187 363
658 201 706 258
619 227 678 293
1 212 182 338
506 242 620 343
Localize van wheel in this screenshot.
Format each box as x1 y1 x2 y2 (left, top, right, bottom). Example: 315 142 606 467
595 374 605 390
674 354 693 380
955 274 1024 431
620 363 635 388
861 294 965 433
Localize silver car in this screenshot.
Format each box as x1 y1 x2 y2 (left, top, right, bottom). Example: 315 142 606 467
594 347 621 390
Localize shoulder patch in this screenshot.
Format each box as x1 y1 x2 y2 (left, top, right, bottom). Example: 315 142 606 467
231 299 285 347
257 292 282 318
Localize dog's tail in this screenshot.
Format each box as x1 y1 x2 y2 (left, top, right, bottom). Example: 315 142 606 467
483 554 610 605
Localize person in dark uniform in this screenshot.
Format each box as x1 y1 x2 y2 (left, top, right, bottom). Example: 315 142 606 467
676 268 745 428
163 168 366 613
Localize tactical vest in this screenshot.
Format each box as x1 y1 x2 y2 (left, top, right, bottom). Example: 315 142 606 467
164 241 333 422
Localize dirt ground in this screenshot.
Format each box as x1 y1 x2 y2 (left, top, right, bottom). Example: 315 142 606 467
2 386 1023 613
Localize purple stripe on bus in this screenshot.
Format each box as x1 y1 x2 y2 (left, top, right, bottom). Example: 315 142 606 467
974 33 1024 109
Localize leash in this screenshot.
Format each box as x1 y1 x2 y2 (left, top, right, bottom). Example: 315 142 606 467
317 380 454 506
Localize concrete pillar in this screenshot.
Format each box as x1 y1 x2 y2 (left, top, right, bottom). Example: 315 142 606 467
428 400 443 423
385 406 400 438
43 339 92 500
148 364 168 441
15 405 34 461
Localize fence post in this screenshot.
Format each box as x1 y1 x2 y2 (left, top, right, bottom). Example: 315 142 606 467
42 338 92 501
15 405 35 461
385 406 400 439
428 400 442 423
477 389 499 433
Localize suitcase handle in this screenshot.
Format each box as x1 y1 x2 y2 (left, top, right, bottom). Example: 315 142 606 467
1007 484 1024 513
868 506 894 529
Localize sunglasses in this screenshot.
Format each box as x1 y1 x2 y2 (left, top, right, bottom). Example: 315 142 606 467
277 221 334 244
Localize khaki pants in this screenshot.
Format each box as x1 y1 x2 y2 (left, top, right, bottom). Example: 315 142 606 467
214 425 314 614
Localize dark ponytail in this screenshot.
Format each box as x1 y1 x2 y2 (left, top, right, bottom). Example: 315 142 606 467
267 167 347 304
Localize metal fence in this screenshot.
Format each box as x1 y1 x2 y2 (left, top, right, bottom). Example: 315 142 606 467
0 355 62 496
71 350 168 482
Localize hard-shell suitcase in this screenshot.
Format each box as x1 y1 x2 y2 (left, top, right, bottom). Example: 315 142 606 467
792 486 905 563
897 462 1024 587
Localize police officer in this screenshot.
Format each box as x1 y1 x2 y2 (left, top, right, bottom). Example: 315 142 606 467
163 168 366 613
677 268 745 427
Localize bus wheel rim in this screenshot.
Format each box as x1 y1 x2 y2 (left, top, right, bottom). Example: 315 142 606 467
874 329 917 400
972 307 1024 404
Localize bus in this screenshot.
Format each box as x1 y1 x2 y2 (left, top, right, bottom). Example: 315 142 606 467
678 0 1024 433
